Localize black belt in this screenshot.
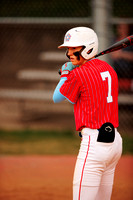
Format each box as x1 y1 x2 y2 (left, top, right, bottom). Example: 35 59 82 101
79 122 115 143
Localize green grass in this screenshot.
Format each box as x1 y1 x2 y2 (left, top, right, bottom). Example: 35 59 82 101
0 129 81 155
122 135 133 155
0 129 132 155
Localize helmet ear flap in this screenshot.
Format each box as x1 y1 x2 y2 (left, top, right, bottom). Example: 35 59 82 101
81 39 98 59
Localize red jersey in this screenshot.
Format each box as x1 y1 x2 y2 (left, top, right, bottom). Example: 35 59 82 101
60 59 119 131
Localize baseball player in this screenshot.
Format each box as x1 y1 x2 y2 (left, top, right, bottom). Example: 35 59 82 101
53 27 122 200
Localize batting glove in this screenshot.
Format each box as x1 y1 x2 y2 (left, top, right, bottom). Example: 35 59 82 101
60 62 79 77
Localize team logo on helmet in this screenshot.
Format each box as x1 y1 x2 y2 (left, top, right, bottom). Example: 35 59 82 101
65 33 71 41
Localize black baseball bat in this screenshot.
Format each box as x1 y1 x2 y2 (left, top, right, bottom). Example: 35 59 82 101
95 35 133 58
58 35 133 75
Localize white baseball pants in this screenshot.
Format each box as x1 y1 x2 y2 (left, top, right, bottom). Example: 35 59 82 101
73 128 122 200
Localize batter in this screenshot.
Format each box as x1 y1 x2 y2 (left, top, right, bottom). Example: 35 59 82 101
53 27 122 200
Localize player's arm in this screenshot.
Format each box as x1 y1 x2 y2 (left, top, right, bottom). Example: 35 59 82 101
53 77 76 104
53 62 78 103
53 77 67 103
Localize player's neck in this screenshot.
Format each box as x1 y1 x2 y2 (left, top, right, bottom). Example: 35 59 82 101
79 59 88 67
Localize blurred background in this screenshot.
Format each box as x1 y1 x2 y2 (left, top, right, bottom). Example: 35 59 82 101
0 2 132 200
0 0 133 136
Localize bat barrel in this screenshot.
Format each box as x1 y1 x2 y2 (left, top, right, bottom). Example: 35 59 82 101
95 35 133 58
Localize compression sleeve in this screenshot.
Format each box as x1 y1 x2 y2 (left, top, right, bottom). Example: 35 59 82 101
53 77 67 103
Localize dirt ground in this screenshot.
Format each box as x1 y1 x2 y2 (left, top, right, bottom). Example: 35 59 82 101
0 155 132 200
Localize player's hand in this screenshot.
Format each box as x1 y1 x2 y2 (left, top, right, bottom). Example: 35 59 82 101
59 62 79 75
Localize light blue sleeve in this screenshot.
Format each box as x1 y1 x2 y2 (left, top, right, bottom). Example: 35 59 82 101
53 77 67 103
53 77 75 104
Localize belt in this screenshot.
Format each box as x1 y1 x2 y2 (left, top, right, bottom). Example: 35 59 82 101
79 122 115 143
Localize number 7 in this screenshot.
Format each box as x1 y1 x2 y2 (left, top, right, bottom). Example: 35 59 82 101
100 71 113 103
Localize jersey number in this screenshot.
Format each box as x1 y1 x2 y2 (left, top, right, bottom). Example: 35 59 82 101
100 71 113 103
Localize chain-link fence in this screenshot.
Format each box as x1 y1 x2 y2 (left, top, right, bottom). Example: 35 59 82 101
0 0 132 134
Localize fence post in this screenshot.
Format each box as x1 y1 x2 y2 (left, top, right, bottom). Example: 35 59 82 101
92 0 113 63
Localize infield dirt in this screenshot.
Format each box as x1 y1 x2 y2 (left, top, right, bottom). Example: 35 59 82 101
0 155 132 200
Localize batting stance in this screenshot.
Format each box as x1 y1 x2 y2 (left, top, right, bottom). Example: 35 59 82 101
53 27 122 200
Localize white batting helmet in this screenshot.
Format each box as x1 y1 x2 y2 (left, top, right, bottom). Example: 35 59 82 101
58 27 98 60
